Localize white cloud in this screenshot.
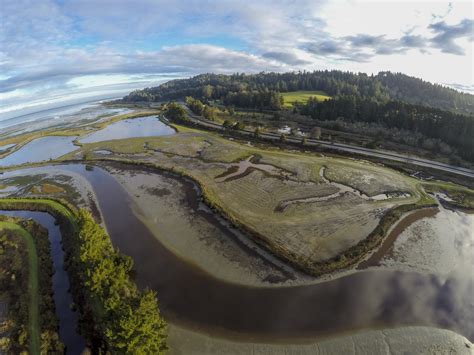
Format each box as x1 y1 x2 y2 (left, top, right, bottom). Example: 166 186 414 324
0 44 289 115
1 44 286 92
0 0 472 118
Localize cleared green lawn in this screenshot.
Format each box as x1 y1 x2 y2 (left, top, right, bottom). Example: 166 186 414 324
0 221 40 354
282 91 330 108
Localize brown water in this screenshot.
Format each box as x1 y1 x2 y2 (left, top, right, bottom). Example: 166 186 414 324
62 164 474 341
358 208 440 268
1 163 473 341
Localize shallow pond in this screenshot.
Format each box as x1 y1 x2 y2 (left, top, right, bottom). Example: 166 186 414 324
0 136 78 166
79 116 175 143
0 210 85 354
1 163 473 342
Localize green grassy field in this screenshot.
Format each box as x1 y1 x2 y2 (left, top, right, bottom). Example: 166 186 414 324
282 91 331 108
0 221 39 354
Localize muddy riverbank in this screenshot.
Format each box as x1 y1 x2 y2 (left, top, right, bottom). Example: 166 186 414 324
103 162 308 286
358 207 440 268
1 162 473 344
167 324 473 354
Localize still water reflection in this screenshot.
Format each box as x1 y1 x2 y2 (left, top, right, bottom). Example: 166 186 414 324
1 164 473 342
79 116 175 143
0 136 77 167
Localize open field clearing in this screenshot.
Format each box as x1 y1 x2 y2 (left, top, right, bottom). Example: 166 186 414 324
62 124 442 275
282 91 331 108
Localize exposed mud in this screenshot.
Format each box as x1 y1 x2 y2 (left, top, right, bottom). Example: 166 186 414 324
358 207 440 268
2 162 473 345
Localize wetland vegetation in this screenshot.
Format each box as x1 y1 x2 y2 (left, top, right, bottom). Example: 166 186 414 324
65 122 443 276
3 0 474 350
0 215 64 354
0 198 167 353
0 81 473 353
1 163 472 348
124 72 474 165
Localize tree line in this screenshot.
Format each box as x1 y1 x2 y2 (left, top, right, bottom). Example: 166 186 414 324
0 199 169 354
185 96 217 120
124 71 474 161
376 71 473 115
67 209 168 354
123 71 474 114
301 96 474 161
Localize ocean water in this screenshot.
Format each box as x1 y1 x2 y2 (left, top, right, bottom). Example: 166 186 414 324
0 99 133 137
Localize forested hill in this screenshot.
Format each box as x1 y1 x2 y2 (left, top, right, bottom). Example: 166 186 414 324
122 71 474 114
376 72 474 114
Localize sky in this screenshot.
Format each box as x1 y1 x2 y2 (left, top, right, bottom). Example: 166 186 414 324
0 0 473 118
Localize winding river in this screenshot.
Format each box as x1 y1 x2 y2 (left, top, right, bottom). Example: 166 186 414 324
1 163 473 343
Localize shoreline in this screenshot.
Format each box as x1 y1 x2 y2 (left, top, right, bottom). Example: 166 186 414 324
167 324 473 354
2 171 473 349
98 157 435 277
0 160 466 287
0 160 450 286
100 161 456 289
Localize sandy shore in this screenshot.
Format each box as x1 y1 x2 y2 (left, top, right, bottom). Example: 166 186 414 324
168 324 473 354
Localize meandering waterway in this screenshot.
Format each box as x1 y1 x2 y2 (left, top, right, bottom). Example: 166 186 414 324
1 163 472 343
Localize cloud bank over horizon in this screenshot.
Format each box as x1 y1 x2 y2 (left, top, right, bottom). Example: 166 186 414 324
0 0 473 116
